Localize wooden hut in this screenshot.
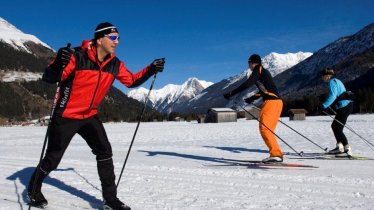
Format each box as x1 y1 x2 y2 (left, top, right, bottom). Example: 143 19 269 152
204 108 237 123
174 117 184 122
288 109 308 121
244 106 260 120
197 115 206 124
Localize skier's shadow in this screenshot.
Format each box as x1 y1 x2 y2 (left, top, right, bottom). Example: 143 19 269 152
139 150 229 164
138 150 300 170
203 146 268 154
6 167 102 209
139 149 266 165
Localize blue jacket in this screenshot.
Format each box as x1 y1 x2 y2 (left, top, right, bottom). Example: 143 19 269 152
322 78 351 109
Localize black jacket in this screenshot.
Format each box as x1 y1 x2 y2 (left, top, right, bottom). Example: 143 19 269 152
230 65 281 100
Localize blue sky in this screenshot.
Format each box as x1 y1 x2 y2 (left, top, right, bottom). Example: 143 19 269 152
1 0 373 91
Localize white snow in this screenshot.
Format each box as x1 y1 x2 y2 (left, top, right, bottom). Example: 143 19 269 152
0 70 42 82
0 17 52 53
1 114 374 210
127 77 213 113
262 52 313 76
224 51 313 89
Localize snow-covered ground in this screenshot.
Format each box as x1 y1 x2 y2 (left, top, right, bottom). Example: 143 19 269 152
1 114 374 210
0 71 42 82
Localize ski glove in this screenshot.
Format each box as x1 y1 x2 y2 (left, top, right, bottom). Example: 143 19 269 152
150 58 165 73
317 104 328 114
52 45 74 71
244 94 261 104
223 92 232 100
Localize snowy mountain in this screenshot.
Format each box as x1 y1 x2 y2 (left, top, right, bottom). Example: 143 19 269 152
262 52 313 76
127 52 311 114
127 77 213 113
0 17 52 52
178 23 374 114
172 52 312 114
0 17 55 82
275 22 374 99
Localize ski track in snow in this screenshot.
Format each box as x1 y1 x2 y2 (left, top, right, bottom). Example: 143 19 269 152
1 115 374 210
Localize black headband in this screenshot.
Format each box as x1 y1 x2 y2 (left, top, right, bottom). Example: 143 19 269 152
94 26 118 39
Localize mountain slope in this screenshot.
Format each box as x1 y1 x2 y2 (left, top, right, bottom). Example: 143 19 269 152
127 77 213 113
174 52 312 114
275 22 374 98
0 17 55 80
262 52 313 76
0 17 51 52
184 23 374 115
280 46 374 106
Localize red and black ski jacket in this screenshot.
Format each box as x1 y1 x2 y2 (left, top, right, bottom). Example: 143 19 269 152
43 40 155 119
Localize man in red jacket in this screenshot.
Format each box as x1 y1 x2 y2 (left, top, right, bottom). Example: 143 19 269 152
28 22 165 210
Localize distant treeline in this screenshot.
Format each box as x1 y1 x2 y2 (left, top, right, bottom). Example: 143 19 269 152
2 78 373 124
282 87 374 115
0 82 25 121
0 42 52 72
0 80 164 123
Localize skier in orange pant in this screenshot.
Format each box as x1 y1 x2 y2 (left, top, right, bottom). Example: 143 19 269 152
223 54 284 163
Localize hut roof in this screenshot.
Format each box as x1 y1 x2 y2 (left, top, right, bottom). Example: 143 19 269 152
288 109 308 114
210 108 235 112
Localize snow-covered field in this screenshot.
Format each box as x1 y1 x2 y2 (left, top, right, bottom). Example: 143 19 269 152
1 114 374 210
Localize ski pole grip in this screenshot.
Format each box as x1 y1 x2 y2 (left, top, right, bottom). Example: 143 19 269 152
62 43 72 69
57 43 72 84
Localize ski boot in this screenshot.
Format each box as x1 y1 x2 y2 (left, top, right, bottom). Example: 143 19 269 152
262 156 283 163
327 142 344 154
27 191 48 208
103 198 131 210
336 144 353 157
27 167 49 208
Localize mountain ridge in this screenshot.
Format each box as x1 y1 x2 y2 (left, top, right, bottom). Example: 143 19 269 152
276 22 374 98
127 77 213 113
128 52 312 114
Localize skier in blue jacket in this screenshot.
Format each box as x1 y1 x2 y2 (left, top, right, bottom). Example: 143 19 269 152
320 68 353 156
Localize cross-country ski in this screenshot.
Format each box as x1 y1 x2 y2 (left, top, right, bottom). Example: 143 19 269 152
207 158 318 168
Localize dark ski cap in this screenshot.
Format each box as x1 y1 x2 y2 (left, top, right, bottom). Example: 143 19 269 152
248 54 262 64
94 22 119 40
320 68 334 76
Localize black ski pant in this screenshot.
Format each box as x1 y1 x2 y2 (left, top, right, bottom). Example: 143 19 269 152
332 102 353 146
33 115 117 201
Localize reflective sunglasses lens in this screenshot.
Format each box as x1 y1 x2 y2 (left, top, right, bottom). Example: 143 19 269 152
108 35 119 41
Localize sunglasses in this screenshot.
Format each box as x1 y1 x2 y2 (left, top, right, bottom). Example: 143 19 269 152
105 35 120 41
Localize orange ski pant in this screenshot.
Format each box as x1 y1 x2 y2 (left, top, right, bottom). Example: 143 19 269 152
259 99 283 157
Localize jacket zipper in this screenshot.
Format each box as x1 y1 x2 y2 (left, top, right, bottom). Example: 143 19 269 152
84 68 102 118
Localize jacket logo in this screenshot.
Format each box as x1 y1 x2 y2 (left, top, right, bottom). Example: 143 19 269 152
60 87 71 108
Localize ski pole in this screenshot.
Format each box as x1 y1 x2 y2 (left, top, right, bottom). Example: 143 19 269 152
237 103 303 157
326 107 374 148
251 105 328 152
28 43 72 210
326 107 368 138
117 71 159 188
323 108 374 151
